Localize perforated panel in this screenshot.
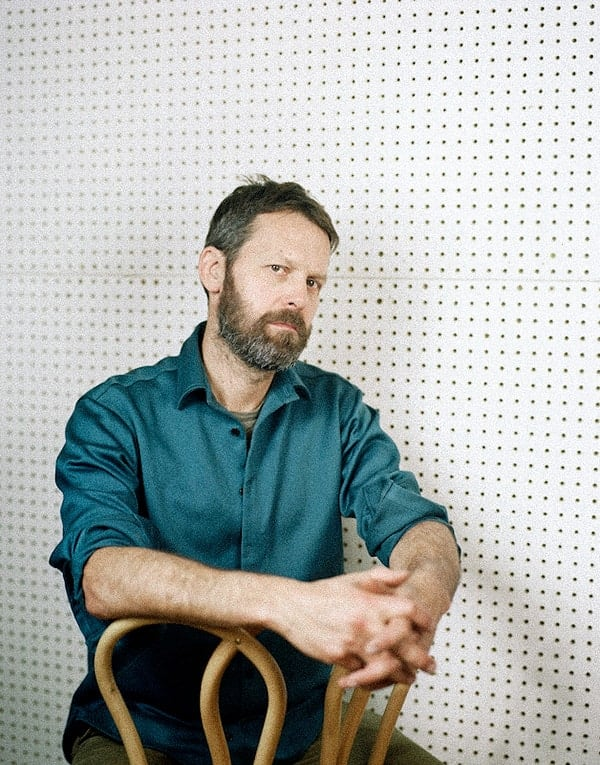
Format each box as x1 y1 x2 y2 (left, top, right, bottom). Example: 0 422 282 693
1 3 597 764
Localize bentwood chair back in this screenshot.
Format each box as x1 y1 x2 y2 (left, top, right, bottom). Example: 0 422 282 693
94 617 410 765
321 664 410 765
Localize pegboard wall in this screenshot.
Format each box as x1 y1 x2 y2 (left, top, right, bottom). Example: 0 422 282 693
1 2 597 763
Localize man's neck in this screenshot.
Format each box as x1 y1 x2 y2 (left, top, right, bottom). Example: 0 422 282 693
201 324 274 413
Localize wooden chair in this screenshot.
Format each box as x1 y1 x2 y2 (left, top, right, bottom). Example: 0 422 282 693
94 617 410 765
321 665 410 765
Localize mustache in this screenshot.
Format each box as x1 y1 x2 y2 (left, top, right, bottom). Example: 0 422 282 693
259 310 309 336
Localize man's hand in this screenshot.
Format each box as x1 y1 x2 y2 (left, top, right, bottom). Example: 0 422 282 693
271 522 460 692
269 566 439 690
336 574 440 690
343 519 461 691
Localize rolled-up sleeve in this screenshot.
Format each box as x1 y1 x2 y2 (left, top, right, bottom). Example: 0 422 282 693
50 391 162 642
338 387 454 565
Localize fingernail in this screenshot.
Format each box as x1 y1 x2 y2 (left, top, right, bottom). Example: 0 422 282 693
425 658 437 674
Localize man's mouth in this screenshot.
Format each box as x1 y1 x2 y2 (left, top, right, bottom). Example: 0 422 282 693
269 321 299 332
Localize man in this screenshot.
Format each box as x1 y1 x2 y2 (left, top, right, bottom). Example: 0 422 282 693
51 176 461 764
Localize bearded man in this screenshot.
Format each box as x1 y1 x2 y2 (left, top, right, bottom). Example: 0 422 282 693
50 176 460 765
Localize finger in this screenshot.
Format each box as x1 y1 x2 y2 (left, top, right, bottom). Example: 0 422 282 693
394 630 437 674
337 653 417 690
359 567 411 593
365 631 437 675
382 598 435 635
336 653 366 673
363 608 434 657
395 645 437 675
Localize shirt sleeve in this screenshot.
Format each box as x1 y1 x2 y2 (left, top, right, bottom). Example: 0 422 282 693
49 389 162 643
338 385 457 565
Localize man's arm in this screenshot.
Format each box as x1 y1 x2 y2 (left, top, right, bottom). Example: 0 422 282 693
83 547 271 631
331 520 461 690
389 520 461 620
83 545 439 680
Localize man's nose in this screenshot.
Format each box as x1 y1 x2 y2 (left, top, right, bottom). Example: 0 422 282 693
284 276 308 309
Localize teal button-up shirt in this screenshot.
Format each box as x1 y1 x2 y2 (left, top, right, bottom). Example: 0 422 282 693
50 322 452 764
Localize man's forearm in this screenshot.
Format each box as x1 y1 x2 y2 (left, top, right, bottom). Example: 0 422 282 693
83 546 278 631
83 545 436 684
389 521 461 622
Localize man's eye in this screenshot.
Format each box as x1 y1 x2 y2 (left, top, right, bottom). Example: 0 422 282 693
270 264 284 273
307 278 321 291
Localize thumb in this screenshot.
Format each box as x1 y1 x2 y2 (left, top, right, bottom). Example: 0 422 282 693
360 566 410 593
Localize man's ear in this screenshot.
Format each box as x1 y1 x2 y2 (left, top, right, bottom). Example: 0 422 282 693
198 246 226 295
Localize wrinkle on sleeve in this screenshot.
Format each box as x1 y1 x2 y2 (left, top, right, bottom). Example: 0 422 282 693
338 387 453 566
49 390 161 644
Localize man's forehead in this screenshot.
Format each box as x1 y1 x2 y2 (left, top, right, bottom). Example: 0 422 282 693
243 211 332 259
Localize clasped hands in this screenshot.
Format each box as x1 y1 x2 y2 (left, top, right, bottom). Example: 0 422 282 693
280 567 438 692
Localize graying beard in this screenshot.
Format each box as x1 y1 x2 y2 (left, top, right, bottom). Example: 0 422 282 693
219 320 300 371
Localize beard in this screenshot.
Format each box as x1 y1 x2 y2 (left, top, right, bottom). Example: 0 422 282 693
217 269 311 371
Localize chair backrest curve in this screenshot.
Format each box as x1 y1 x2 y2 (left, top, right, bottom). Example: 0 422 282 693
320 665 410 765
94 618 410 765
93 617 287 765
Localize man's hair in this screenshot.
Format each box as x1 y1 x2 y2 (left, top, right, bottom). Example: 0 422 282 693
203 175 339 262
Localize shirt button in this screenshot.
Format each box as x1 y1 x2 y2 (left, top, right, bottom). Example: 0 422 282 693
239 487 244 496
231 427 241 436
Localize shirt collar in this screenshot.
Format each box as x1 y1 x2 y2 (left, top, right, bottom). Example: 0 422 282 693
176 322 310 409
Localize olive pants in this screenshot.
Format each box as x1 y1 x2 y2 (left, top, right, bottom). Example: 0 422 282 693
71 710 442 764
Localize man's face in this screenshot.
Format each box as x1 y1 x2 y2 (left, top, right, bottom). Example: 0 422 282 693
217 210 331 371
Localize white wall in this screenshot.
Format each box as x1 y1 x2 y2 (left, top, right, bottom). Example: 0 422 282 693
1 2 597 763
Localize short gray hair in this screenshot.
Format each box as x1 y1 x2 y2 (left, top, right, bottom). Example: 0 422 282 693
203 175 339 264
